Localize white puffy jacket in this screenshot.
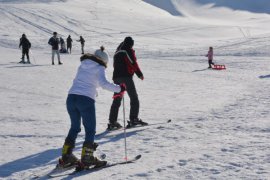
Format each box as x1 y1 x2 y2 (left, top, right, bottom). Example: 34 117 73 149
68 59 120 100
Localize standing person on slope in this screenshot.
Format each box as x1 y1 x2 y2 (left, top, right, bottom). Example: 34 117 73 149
107 36 147 130
206 46 214 68
59 37 67 53
60 46 126 168
19 34 31 64
77 36 85 54
48 32 63 65
67 35 73 54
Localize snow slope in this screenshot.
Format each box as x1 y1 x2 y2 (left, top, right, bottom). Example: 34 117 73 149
0 0 270 179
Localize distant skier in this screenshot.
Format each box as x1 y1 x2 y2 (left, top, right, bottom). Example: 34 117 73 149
59 37 67 53
66 35 73 54
77 36 85 54
107 36 147 130
48 32 63 65
59 46 126 168
19 34 31 64
60 37 64 47
206 46 214 68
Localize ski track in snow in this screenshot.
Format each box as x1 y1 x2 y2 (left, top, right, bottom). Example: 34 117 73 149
0 7 52 34
9 6 80 36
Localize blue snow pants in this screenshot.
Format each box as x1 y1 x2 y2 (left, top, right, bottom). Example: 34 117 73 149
66 94 96 144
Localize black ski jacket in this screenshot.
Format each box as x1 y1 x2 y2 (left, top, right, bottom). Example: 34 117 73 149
48 37 60 50
113 42 143 80
77 37 85 45
19 37 31 50
67 37 72 47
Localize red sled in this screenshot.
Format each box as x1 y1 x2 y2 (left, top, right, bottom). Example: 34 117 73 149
212 64 226 70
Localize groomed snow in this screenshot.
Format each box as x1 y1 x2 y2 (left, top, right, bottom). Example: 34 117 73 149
0 0 269 179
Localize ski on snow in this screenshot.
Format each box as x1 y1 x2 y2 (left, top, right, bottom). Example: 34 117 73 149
48 154 142 178
96 119 172 138
31 120 171 179
125 119 172 129
30 164 77 179
31 155 141 179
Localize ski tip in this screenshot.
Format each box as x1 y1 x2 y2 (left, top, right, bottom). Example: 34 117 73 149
135 154 142 160
167 119 172 123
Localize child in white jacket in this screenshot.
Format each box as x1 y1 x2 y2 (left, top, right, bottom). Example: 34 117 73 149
60 46 126 169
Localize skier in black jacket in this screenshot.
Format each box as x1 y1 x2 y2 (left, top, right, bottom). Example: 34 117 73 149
19 34 31 64
107 36 147 130
66 35 72 54
48 32 63 65
77 36 85 54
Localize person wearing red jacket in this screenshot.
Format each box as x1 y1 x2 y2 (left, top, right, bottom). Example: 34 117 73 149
107 37 148 130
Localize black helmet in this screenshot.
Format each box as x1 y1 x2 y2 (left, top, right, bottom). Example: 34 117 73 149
53 32 57 35
123 36 134 48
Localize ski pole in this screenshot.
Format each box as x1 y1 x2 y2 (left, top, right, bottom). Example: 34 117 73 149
112 90 127 162
122 95 128 162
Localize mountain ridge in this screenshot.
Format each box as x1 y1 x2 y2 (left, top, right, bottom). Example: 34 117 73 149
143 0 270 16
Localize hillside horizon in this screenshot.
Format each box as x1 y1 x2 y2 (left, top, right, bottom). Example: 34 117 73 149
144 0 270 15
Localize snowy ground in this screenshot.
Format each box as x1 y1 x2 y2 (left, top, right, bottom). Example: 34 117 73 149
0 0 270 179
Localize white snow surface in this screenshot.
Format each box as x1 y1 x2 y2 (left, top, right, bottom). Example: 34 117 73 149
0 0 270 179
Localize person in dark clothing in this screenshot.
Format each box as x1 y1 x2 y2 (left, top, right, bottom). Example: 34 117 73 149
60 37 64 46
19 34 31 64
48 32 63 65
59 37 67 53
107 36 147 130
206 46 214 68
77 36 85 54
66 35 73 54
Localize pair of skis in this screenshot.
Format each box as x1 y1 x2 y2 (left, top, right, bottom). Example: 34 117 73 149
31 155 141 179
96 119 172 138
31 119 172 179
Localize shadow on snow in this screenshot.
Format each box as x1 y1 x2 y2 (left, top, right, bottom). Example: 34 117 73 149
6 64 50 68
192 68 209 72
259 74 270 79
0 129 143 178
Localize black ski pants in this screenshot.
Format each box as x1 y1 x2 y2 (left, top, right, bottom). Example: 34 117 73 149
22 48 29 60
109 77 139 123
208 60 214 68
67 45 72 54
